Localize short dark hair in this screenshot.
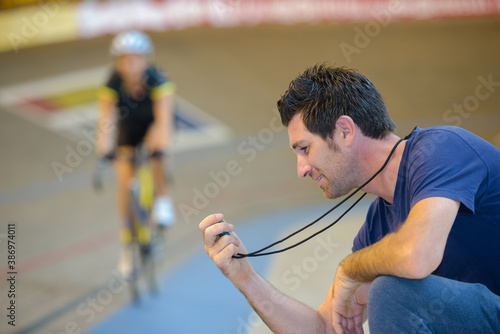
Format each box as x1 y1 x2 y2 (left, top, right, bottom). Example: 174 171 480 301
277 64 396 140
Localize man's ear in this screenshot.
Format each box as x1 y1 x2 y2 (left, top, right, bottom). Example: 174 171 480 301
335 115 356 147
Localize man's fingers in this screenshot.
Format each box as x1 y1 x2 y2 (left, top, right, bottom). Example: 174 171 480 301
345 317 352 333
205 222 234 245
347 316 363 334
213 242 239 265
332 313 345 334
353 315 364 334
199 213 224 231
200 214 235 249
341 317 349 333
208 232 240 259
333 312 365 334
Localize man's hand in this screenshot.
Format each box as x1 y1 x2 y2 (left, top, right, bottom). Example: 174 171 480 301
199 214 253 286
331 265 370 334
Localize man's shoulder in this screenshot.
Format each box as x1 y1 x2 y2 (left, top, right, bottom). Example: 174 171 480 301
414 125 472 139
412 126 499 158
407 126 486 154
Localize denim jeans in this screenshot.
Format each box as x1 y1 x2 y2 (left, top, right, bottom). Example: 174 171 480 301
367 275 500 333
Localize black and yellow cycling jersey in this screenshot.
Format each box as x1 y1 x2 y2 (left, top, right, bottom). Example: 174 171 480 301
98 65 176 147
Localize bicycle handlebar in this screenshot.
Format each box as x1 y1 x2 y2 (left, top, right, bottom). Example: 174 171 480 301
91 147 170 192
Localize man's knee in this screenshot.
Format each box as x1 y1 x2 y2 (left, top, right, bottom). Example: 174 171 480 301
369 275 408 303
368 276 444 323
368 275 424 315
368 276 430 333
368 275 500 333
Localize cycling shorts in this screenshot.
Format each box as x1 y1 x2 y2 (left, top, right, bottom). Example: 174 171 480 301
117 120 153 148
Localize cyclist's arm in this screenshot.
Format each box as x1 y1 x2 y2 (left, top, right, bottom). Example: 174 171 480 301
150 83 175 151
96 87 117 156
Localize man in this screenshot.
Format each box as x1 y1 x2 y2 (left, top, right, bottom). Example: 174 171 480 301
97 31 176 278
199 64 500 333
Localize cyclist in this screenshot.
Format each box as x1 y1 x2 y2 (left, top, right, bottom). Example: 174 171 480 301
96 30 176 278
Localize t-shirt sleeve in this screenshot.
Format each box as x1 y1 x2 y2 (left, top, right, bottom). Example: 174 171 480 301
352 201 378 253
352 222 369 253
406 129 486 213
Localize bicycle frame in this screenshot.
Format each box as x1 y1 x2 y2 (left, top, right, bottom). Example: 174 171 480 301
128 145 160 302
129 146 155 246
93 145 160 302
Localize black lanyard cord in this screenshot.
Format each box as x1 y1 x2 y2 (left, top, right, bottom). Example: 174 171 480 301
233 130 413 259
233 192 367 258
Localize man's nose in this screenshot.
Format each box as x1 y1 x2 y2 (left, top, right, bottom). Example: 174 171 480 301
297 155 312 179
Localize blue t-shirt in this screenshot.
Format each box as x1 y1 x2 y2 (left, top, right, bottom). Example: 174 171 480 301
353 126 500 295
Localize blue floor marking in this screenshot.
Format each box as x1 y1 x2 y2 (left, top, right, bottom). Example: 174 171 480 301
86 203 333 334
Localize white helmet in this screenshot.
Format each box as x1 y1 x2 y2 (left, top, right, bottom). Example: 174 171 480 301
110 31 154 56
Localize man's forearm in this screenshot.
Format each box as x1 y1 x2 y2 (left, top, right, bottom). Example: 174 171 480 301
340 232 404 283
342 198 459 283
236 270 331 334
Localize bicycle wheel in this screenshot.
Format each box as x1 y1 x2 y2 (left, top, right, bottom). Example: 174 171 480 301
140 244 159 295
128 272 140 303
126 242 141 304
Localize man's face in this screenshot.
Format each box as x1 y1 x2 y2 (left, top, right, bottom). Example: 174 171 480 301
288 114 360 199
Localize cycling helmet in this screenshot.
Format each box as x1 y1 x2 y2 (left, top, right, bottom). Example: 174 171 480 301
110 31 154 56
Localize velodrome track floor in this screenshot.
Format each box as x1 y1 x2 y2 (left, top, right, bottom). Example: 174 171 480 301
0 18 499 333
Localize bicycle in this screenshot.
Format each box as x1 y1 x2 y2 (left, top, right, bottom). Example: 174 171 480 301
93 146 163 303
